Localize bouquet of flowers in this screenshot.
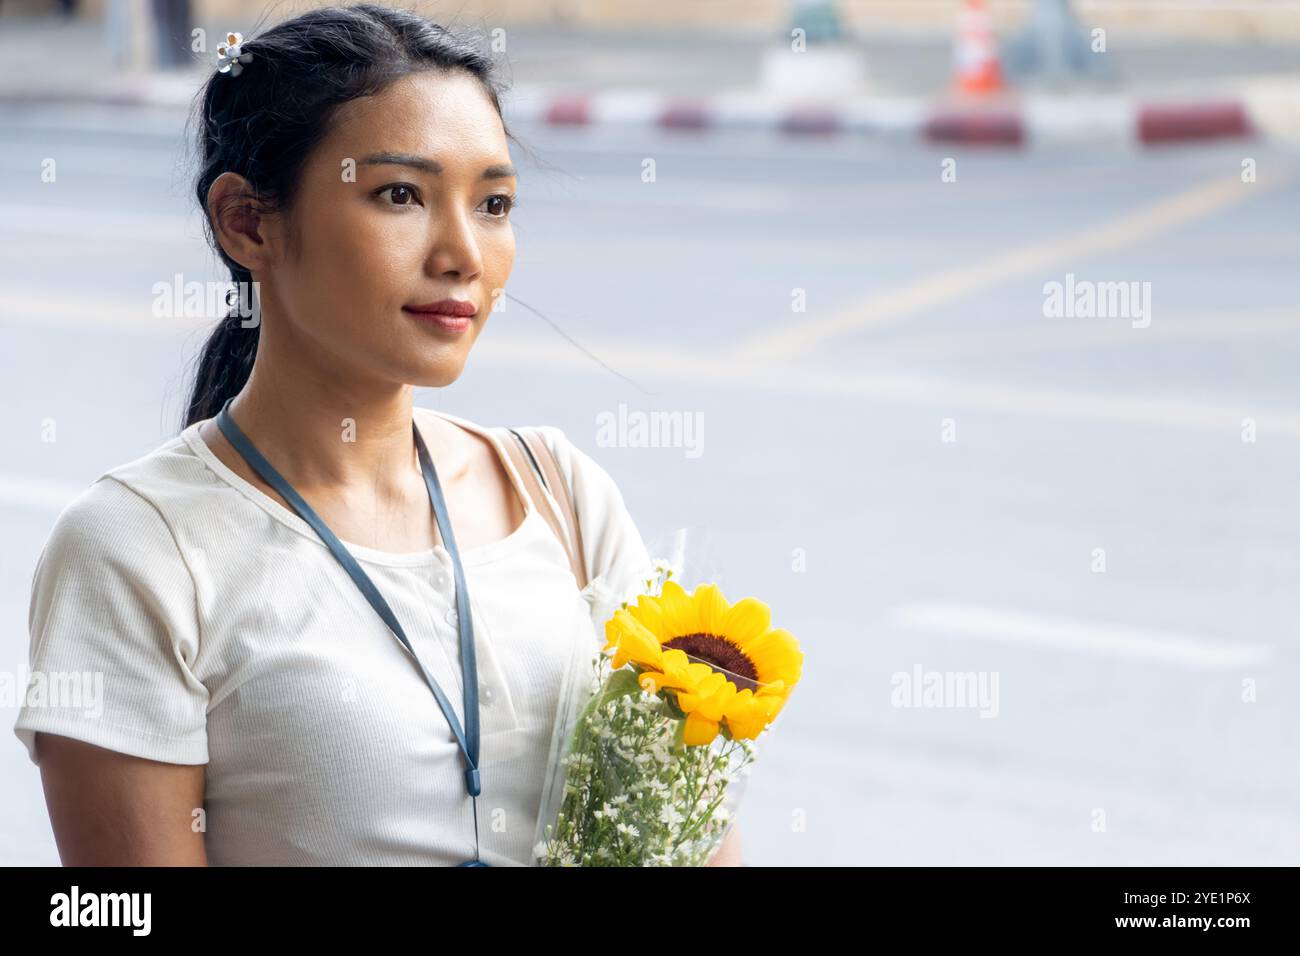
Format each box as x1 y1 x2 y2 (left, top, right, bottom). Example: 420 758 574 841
532 531 803 866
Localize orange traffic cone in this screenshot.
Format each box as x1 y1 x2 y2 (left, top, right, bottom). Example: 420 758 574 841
953 0 1006 95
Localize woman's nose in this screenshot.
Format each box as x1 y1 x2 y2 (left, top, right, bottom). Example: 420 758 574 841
425 207 483 280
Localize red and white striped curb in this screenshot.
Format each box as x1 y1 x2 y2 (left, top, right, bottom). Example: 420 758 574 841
0 79 1271 147
503 86 1262 147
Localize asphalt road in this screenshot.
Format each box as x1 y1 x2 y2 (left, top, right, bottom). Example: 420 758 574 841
1 102 1297 865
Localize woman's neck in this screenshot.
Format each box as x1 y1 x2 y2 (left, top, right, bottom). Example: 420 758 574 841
227 367 423 500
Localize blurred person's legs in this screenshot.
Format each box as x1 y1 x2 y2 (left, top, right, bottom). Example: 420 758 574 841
150 0 193 68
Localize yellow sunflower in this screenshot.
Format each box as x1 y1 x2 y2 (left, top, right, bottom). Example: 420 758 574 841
602 579 803 746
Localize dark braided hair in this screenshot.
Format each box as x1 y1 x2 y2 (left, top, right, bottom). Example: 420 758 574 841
182 4 518 428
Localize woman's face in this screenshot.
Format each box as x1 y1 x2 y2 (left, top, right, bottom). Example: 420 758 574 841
259 69 517 389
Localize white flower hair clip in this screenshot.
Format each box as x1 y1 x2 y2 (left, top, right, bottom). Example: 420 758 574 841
216 32 254 76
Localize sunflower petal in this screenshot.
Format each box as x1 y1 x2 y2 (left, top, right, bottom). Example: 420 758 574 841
746 628 803 687
639 648 697 693
659 648 697 688
697 670 728 698
722 597 772 649
731 681 790 735
694 680 738 721
658 579 697 637
723 697 770 739
693 583 731 637
758 694 786 720
638 671 668 693
604 609 664 670
683 711 720 746
685 661 714 685
628 593 668 639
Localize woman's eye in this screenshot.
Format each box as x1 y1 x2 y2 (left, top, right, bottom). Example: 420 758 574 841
378 184 421 207
482 194 516 218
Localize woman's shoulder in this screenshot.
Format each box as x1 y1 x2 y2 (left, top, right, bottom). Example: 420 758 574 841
85 424 217 497
413 407 650 584
413 407 632 510
20 447 209 769
506 421 652 593
37 475 186 590
416 404 562 443
414 406 575 478
39 427 222 570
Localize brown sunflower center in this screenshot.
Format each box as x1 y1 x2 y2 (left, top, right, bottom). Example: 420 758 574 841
661 632 759 693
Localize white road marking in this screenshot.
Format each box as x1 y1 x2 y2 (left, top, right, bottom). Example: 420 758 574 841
0 474 87 511
0 202 198 242
0 289 210 330
5 294 1299 437
889 602 1272 670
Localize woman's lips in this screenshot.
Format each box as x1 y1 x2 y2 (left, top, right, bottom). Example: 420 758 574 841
404 300 477 334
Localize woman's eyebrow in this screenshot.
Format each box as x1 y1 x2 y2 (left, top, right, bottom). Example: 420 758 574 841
358 152 517 179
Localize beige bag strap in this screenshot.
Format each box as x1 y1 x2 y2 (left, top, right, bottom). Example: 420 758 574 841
498 426 589 590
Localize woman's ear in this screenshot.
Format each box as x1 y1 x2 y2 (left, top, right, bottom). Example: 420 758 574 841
207 171 279 273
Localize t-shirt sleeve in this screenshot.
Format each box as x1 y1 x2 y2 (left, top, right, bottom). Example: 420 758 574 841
12 476 209 766
533 426 653 602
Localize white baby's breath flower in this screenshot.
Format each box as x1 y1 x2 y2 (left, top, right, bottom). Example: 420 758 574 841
659 804 685 827
646 555 683 591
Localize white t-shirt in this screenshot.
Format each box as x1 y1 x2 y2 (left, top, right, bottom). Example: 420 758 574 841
12 406 652 866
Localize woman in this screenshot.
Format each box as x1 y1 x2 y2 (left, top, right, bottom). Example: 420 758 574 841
13 5 742 867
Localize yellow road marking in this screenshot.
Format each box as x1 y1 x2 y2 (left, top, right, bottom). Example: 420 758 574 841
728 171 1291 364
854 309 1300 363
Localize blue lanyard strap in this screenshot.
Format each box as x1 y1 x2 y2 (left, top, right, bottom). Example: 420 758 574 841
215 397 486 864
